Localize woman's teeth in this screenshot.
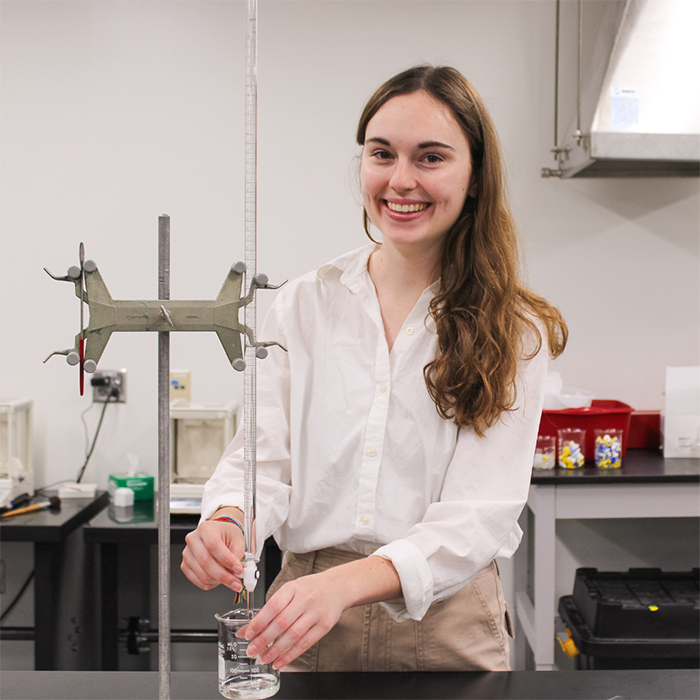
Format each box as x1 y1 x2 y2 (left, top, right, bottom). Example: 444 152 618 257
386 201 428 213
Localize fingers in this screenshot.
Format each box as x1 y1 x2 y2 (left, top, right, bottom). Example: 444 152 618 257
239 586 297 641
238 577 343 670
259 617 331 670
181 522 245 591
242 594 307 668
181 556 225 591
181 549 240 592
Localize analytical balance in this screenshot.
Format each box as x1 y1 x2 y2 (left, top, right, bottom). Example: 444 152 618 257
169 401 238 513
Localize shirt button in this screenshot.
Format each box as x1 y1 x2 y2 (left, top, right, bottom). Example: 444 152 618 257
360 516 370 525
368 447 377 457
406 327 414 336
379 384 387 393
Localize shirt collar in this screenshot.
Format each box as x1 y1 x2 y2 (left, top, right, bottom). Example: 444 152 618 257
317 243 377 285
317 244 441 298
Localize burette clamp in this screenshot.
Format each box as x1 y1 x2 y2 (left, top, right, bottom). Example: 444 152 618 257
230 268 288 371
44 245 288 388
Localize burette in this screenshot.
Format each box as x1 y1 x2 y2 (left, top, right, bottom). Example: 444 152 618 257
242 0 259 620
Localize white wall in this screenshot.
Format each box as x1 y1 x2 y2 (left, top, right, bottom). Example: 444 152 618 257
1 0 698 671
1 0 698 491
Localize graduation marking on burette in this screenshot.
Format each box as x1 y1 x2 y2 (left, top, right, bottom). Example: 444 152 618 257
243 0 260 623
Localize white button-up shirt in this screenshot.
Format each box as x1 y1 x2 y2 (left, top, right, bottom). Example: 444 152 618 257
202 244 549 622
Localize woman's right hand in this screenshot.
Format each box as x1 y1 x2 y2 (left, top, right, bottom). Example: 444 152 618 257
181 511 246 592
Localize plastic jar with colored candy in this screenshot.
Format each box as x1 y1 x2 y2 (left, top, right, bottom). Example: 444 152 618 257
557 429 586 469
594 428 623 469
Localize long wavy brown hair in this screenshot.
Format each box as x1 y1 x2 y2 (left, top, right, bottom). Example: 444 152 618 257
357 65 567 436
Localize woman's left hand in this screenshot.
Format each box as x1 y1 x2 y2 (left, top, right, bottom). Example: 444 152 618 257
239 554 402 669
238 571 346 669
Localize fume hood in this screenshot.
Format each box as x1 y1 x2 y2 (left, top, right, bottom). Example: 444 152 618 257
543 0 700 178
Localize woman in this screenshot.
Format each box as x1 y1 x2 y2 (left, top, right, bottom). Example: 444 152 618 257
181 65 567 672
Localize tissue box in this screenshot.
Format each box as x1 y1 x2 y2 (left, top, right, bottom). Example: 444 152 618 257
108 472 154 501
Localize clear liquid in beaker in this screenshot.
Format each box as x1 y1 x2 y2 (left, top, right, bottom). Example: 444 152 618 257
216 610 280 700
219 670 280 700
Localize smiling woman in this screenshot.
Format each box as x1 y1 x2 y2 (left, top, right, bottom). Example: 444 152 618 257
357 65 567 434
360 90 476 258
182 65 567 674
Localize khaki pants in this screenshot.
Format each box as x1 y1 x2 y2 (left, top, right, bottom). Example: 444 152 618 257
265 548 513 672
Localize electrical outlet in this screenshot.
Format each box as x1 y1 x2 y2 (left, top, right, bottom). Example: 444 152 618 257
170 370 191 403
91 369 126 403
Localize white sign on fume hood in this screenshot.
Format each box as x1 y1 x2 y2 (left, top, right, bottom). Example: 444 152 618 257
611 87 639 130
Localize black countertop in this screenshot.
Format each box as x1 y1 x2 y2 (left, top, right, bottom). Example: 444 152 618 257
0 491 109 542
80 451 700 543
530 448 699 485
83 499 198 544
4 451 694 544
1 670 697 700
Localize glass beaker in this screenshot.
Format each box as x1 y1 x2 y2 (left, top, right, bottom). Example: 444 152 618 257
594 428 623 469
216 609 280 700
557 429 586 469
533 435 556 470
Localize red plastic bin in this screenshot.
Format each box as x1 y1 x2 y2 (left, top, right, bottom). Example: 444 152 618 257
538 400 634 463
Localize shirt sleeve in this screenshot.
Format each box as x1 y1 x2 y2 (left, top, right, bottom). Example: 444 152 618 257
200 296 293 556
372 327 549 622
